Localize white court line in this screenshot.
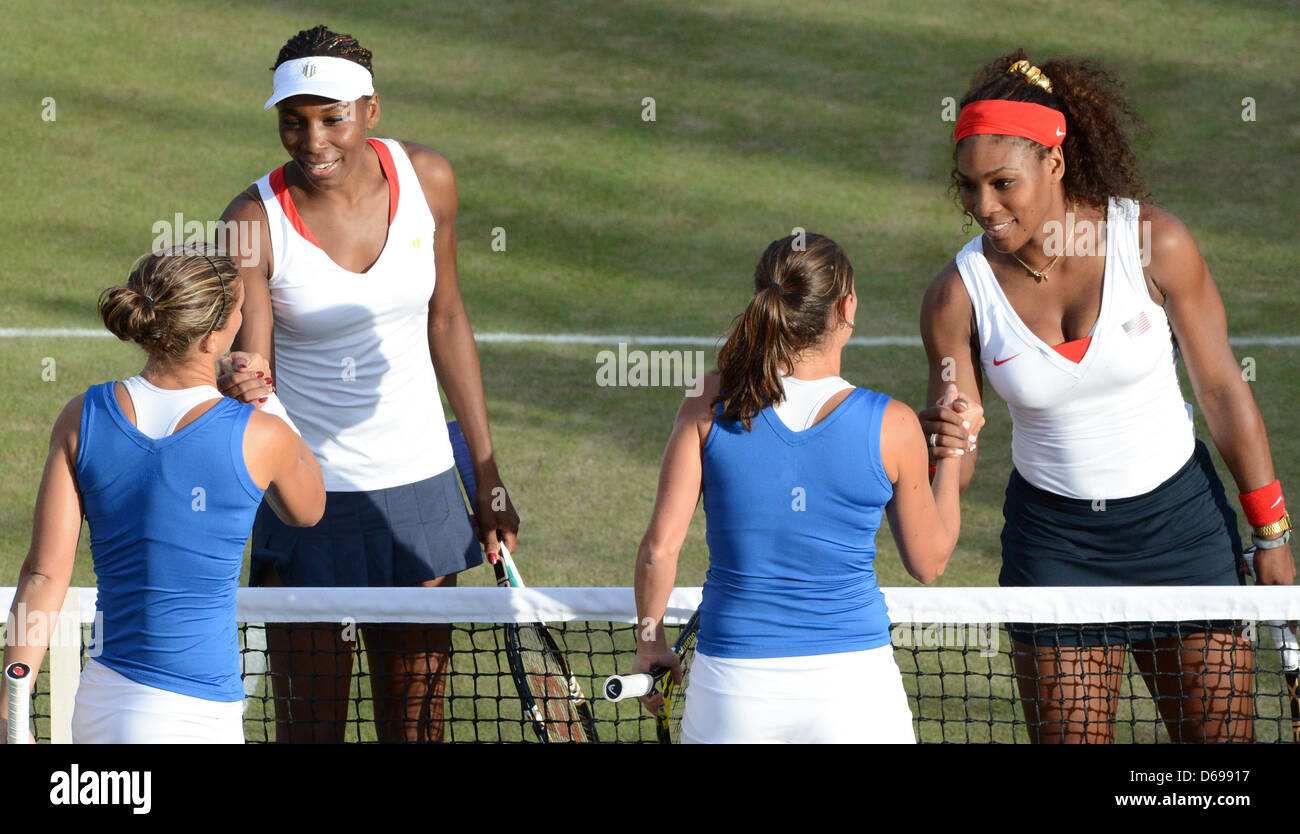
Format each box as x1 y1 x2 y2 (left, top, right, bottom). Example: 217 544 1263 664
2 328 1299 347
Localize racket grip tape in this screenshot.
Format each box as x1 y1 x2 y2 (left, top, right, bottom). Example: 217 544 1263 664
603 673 655 702
6 662 32 745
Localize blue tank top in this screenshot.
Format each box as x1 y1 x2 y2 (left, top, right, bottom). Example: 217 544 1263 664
698 387 894 658
75 382 264 701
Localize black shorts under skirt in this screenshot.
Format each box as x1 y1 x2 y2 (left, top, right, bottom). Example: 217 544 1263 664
250 468 483 588
999 440 1244 647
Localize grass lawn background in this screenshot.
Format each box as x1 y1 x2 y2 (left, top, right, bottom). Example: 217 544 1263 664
1 0 1296 740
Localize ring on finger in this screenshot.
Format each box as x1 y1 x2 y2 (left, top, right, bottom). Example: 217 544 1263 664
929 432 938 448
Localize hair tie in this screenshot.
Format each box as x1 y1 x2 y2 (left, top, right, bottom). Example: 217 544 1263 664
1007 59 1054 94
767 282 784 298
143 295 156 307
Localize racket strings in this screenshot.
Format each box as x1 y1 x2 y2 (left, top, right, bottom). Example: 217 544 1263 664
514 625 591 742
665 638 696 744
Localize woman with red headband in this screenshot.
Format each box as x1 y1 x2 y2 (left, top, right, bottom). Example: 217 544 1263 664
920 50 1293 743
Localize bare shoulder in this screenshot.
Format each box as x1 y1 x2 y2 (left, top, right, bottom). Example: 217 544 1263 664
884 397 920 424
921 260 969 318
680 371 721 424
54 394 85 430
399 142 456 187
921 260 974 348
1140 204 1201 260
52 393 86 455
879 399 923 482
1139 204 1207 295
221 185 269 224
246 409 294 447
882 398 921 437
399 141 457 219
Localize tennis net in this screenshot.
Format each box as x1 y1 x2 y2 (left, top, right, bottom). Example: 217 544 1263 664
5 585 1300 743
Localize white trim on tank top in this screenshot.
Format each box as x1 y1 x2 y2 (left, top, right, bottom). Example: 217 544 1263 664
119 376 223 440
773 374 854 432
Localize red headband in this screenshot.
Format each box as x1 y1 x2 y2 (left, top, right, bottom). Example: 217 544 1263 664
954 100 1067 148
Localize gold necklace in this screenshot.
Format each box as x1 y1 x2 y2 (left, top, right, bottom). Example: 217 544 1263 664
1008 203 1075 281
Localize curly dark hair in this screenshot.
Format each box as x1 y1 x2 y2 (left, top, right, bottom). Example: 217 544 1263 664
273 25 373 77
950 49 1149 211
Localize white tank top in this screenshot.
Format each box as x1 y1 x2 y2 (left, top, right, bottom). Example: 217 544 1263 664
773 375 853 432
956 197 1193 500
254 138 453 491
120 376 223 439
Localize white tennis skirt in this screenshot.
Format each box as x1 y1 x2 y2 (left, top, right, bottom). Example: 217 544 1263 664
72 659 244 744
680 644 915 744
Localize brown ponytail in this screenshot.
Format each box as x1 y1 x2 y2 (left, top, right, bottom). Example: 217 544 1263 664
952 48 1149 210
714 233 855 430
99 244 238 361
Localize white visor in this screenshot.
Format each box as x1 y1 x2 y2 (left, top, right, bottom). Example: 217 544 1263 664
264 56 375 110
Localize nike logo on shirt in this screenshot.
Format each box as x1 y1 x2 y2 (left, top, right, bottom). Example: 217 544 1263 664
993 354 1020 366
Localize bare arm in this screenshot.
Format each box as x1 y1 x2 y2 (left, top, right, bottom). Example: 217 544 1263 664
919 263 984 491
243 411 326 527
405 142 519 557
1146 206 1294 585
883 394 982 583
217 191 277 404
2 397 85 740
631 376 717 699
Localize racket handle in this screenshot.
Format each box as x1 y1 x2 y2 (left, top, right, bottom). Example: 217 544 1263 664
498 542 525 589
603 673 655 702
1271 622 1300 672
6 662 32 745
1244 548 1300 670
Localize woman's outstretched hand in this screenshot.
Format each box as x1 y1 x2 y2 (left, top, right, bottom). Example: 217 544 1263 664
217 351 274 407
919 384 985 462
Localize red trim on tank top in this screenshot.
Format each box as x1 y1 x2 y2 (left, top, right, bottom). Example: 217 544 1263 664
1052 335 1091 363
367 138 400 225
268 138 399 251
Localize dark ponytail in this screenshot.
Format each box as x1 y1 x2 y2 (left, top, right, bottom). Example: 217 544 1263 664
953 48 1149 209
715 234 855 430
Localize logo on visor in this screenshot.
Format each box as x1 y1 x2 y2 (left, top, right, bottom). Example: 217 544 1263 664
302 63 317 78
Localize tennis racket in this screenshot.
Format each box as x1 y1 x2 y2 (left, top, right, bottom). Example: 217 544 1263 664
603 609 699 744
1243 546 1300 741
6 662 32 745
447 421 597 743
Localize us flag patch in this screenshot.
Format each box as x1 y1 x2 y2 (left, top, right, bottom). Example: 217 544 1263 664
1122 312 1151 338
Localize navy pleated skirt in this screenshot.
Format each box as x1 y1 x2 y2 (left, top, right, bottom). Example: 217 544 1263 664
999 440 1244 646
249 467 482 587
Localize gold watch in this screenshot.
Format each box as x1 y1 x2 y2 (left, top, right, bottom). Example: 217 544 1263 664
1253 513 1293 539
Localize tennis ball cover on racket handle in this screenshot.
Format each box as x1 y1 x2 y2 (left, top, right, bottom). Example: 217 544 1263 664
603 673 656 702
6 662 32 745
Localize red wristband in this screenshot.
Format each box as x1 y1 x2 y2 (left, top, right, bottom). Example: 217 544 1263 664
928 464 938 480
1239 480 1285 527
